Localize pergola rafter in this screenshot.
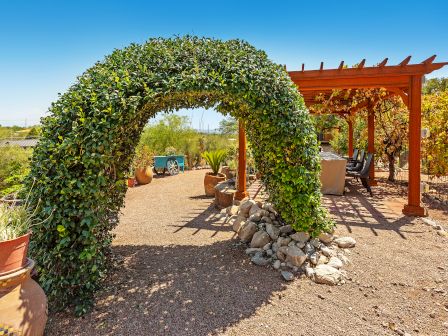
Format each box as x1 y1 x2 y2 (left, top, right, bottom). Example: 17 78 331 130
286 56 448 217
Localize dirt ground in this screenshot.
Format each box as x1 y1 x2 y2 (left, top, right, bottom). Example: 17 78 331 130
46 169 448 336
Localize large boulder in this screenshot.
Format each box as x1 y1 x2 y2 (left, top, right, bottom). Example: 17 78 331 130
239 199 256 217
251 253 270 266
266 223 280 240
290 232 310 244
327 256 343 269
250 231 271 248
277 237 291 247
279 225 294 234
229 215 246 232
249 204 262 217
226 205 239 216
334 237 356 248
318 232 334 244
238 221 258 242
314 264 343 285
285 246 307 267
248 213 262 222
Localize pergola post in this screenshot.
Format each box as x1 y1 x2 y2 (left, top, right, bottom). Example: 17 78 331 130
235 120 248 200
367 107 377 186
403 75 427 216
348 119 354 157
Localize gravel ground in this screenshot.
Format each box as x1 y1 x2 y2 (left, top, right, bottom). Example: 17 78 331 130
46 169 448 336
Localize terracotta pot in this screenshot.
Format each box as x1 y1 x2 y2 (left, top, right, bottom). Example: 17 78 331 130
135 166 153 185
0 259 47 336
0 232 30 276
204 172 226 196
127 178 136 187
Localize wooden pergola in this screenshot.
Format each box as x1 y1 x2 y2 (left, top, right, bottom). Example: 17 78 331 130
235 55 447 217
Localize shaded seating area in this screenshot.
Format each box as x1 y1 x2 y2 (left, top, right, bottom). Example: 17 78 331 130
287 56 448 216
346 149 365 171
346 152 374 196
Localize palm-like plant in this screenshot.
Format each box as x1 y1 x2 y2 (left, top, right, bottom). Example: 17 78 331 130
202 150 227 175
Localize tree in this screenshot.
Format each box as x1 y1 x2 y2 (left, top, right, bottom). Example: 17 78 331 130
423 77 448 94
372 97 408 181
218 116 238 135
422 90 448 176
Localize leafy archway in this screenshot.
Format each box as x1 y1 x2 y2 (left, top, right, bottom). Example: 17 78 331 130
26 36 330 313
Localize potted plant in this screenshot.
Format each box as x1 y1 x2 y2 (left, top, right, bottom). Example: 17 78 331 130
0 203 33 275
133 144 154 185
125 166 136 188
0 199 49 335
202 149 227 196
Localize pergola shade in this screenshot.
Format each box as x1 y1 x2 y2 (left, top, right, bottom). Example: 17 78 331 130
286 56 448 216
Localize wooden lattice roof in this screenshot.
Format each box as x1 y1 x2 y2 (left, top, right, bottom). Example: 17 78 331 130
288 55 448 113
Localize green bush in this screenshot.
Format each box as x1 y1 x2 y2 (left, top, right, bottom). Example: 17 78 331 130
0 146 32 197
26 36 331 315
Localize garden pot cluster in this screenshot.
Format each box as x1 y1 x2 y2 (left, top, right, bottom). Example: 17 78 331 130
0 235 47 335
227 199 356 284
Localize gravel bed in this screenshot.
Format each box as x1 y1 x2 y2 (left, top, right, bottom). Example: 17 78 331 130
46 170 448 336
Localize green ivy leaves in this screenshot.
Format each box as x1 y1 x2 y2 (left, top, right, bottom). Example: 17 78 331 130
26 36 332 315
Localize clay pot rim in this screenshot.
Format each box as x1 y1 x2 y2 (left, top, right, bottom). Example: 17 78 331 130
0 258 34 282
0 231 31 244
205 172 226 178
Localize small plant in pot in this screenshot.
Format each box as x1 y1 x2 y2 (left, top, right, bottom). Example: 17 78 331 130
125 166 136 187
0 197 50 275
133 144 154 185
202 149 227 196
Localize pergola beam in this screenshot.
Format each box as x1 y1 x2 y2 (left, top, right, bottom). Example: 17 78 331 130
288 56 448 217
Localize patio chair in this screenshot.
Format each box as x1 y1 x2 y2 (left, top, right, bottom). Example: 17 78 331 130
344 148 359 161
345 148 359 168
346 149 365 172
346 153 374 196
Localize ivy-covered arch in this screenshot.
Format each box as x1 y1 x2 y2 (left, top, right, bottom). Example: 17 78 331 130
27 36 330 313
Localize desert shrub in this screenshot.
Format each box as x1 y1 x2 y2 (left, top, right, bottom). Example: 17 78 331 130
0 146 32 197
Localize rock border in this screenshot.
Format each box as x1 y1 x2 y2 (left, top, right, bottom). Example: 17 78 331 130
227 198 357 285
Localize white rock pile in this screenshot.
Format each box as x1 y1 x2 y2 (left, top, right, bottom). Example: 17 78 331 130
227 199 356 285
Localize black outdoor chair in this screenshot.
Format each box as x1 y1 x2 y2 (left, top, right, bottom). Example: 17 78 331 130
346 149 365 172
346 152 374 196
345 148 359 168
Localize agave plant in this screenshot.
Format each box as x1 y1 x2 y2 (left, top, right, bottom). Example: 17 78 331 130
202 150 227 175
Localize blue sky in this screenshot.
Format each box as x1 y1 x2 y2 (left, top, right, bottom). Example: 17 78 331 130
0 0 447 128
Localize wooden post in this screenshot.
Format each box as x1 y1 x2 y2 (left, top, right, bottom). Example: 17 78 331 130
235 120 248 200
403 76 427 216
367 107 377 186
348 119 354 157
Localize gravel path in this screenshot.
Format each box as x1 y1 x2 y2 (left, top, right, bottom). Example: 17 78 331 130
46 170 448 336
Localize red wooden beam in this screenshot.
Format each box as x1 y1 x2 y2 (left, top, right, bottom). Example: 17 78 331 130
235 120 248 201
399 55 412 66
422 55 436 64
403 76 427 216
378 58 388 67
358 59 366 69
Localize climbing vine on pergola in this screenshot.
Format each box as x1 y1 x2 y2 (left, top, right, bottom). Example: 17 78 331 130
26 36 330 314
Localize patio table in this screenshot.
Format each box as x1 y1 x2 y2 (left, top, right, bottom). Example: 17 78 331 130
319 152 347 196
